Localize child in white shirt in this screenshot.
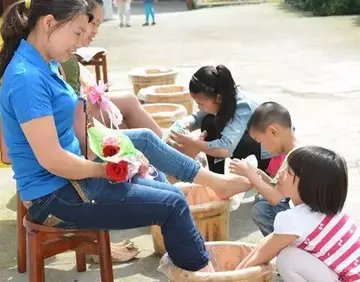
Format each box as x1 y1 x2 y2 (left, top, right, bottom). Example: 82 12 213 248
233 146 360 282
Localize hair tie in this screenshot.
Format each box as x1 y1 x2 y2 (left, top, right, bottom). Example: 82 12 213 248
25 0 31 9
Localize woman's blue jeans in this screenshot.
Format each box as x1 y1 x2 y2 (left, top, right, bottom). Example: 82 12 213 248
27 129 209 271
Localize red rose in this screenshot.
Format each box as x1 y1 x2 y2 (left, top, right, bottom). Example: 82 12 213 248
102 145 120 157
106 161 129 182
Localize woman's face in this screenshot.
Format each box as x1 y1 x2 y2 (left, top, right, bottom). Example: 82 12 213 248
191 93 220 115
46 14 89 62
82 4 104 47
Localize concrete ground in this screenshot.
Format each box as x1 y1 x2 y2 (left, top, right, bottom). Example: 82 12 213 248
2 1 360 281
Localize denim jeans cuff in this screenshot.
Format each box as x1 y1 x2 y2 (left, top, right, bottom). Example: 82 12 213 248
179 251 209 271
180 160 201 183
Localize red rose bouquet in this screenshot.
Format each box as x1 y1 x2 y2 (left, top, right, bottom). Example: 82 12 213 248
88 123 157 182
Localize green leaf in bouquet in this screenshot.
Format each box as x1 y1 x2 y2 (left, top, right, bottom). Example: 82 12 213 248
118 133 137 156
87 126 137 161
87 127 106 160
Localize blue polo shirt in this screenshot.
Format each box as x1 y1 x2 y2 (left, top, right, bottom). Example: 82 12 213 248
0 40 81 201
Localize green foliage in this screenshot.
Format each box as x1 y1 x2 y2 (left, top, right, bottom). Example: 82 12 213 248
285 0 360 16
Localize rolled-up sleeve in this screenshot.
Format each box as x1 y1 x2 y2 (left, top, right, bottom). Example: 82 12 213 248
185 111 208 131
207 101 252 157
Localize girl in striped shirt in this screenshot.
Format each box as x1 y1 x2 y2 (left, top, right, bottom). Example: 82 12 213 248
234 146 360 282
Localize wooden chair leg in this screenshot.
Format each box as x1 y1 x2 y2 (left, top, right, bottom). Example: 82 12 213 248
95 65 101 84
97 230 113 282
76 251 87 272
28 230 44 282
17 193 27 273
102 55 108 86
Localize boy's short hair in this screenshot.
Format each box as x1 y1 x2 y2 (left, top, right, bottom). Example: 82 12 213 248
288 146 348 215
247 102 292 132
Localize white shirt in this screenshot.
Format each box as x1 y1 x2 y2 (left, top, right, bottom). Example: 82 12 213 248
274 204 360 281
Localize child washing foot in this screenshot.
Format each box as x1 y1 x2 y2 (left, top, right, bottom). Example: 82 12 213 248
229 102 298 236
170 65 279 175
234 146 360 282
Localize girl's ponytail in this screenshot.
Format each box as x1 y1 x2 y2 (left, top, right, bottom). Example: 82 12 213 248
214 65 237 133
0 1 29 77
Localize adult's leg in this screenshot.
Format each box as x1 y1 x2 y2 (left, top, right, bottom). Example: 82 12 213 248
200 114 226 174
123 128 252 199
28 179 209 271
251 196 290 236
277 246 339 282
91 93 162 137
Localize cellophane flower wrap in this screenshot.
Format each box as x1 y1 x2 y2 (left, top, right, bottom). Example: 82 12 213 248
79 63 123 129
88 124 151 182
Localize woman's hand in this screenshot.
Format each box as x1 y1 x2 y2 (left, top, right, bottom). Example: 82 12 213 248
137 152 150 176
229 158 257 178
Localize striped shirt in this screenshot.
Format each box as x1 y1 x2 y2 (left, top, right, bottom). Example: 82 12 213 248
274 204 360 281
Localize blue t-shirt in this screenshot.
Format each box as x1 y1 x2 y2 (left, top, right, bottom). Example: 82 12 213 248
0 40 81 201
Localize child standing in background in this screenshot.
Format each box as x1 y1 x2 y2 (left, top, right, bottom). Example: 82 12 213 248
115 0 131 27
143 0 156 26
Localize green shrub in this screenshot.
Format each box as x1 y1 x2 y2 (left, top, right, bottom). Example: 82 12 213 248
284 0 360 16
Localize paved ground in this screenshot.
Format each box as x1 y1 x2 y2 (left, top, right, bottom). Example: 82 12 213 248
2 1 360 281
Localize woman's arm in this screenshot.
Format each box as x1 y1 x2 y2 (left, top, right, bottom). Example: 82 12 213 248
21 116 107 180
236 233 297 269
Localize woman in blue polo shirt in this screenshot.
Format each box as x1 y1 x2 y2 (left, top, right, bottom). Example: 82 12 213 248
0 0 252 273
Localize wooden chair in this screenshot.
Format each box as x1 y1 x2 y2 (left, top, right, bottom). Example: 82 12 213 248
24 215 113 282
0 100 114 282
75 51 108 88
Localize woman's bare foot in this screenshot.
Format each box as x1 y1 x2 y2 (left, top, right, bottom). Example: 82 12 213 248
193 168 252 200
88 240 141 263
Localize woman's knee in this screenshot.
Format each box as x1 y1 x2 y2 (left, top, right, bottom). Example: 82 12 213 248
125 127 157 141
169 191 189 216
138 128 157 141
